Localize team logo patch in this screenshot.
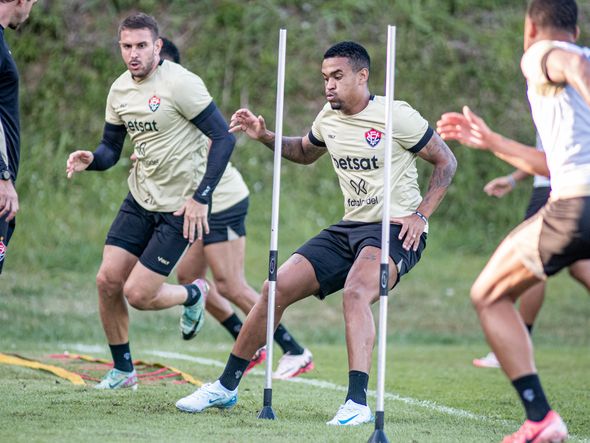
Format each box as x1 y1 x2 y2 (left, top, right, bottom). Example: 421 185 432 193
148 95 161 112
365 128 382 147
0 239 6 262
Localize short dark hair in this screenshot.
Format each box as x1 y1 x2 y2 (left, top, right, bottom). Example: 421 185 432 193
323 41 370 72
160 37 181 64
118 13 159 40
527 0 578 34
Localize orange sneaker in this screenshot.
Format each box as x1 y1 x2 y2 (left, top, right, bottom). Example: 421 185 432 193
244 347 266 375
473 351 500 369
502 411 568 443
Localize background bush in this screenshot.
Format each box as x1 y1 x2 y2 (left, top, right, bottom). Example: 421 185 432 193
6 0 590 272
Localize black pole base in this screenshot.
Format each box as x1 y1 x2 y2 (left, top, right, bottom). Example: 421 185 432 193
368 411 389 443
367 429 389 443
257 388 276 420
257 406 276 420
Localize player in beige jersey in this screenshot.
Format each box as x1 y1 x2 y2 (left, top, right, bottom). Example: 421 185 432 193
158 38 313 379
437 1 590 441
175 41 456 425
65 14 236 391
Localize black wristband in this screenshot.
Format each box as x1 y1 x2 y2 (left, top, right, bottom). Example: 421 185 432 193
414 211 428 224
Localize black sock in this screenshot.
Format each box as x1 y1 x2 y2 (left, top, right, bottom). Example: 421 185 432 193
109 342 133 372
274 324 304 355
219 353 250 391
221 314 243 340
512 373 551 421
526 323 534 335
183 284 202 306
346 370 369 406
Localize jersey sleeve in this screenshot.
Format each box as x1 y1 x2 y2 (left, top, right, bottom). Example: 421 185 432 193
393 101 432 153
104 86 124 126
172 69 213 121
308 106 328 147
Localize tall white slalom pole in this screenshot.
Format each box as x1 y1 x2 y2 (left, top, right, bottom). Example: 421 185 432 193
368 25 395 443
258 28 287 421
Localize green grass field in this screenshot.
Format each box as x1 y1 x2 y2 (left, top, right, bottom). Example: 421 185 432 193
1 243 589 442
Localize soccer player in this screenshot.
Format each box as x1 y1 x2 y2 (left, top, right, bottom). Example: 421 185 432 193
159 37 313 378
437 1 590 441
0 0 38 275
66 13 236 390
175 41 456 425
469 137 590 370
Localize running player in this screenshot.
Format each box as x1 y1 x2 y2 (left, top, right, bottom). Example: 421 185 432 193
175 41 456 425
0 0 38 275
469 136 590 369
437 1 590 440
66 13 235 390
159 38 313 379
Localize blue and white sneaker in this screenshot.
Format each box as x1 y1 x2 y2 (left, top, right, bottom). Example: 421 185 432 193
180 278 209 340
326 399 373 426
95 368 138 390
175 380 237 413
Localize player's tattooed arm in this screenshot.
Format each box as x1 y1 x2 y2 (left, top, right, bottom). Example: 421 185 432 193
416 131 457 217
229 108 326 164
262 135 327 165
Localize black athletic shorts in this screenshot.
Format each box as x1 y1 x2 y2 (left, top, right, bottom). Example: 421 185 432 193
296 220 427 299
524 186 551 220
105 193 188 276
509 196 590 278
0 215 15 275
204 197 248 246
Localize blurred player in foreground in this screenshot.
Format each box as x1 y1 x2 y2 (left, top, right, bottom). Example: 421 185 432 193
438 1 590 440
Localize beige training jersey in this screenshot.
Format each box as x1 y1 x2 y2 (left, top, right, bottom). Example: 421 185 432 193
207 161 249 214
105 60 247 213
521 40 590 199
310 96 432 224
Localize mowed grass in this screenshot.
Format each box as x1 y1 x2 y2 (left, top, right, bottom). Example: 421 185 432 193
1 245 589 442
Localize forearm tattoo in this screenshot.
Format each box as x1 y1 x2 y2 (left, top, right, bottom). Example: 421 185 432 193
264 136 326 165
418 133 457 213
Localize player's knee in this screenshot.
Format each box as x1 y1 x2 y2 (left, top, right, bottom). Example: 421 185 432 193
214 276 238 300
342 285 371 311
123 283 150 310
96 269 124 298
470 282 490 311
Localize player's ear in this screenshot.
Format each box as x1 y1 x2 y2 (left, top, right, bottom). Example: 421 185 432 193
154 37 163 54
358 67 369 85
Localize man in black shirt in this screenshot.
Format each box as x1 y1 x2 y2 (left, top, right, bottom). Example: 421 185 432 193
0 0 38 274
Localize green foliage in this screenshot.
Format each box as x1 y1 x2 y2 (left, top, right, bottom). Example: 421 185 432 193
4 1 590 271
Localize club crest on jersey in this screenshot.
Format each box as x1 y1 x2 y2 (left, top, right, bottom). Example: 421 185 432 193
148 95 161 112
365 128 382 148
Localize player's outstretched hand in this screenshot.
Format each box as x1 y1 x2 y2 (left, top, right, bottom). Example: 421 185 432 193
484 176 514 198
436 106 496 150
390 213 427 252
0 179 19 221
229 108 270 142
66 150 94 179
174 198 209 244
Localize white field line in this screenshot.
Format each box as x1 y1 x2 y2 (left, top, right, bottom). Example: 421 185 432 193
147 350 590 442
147 350 503 424
59 345 588 442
